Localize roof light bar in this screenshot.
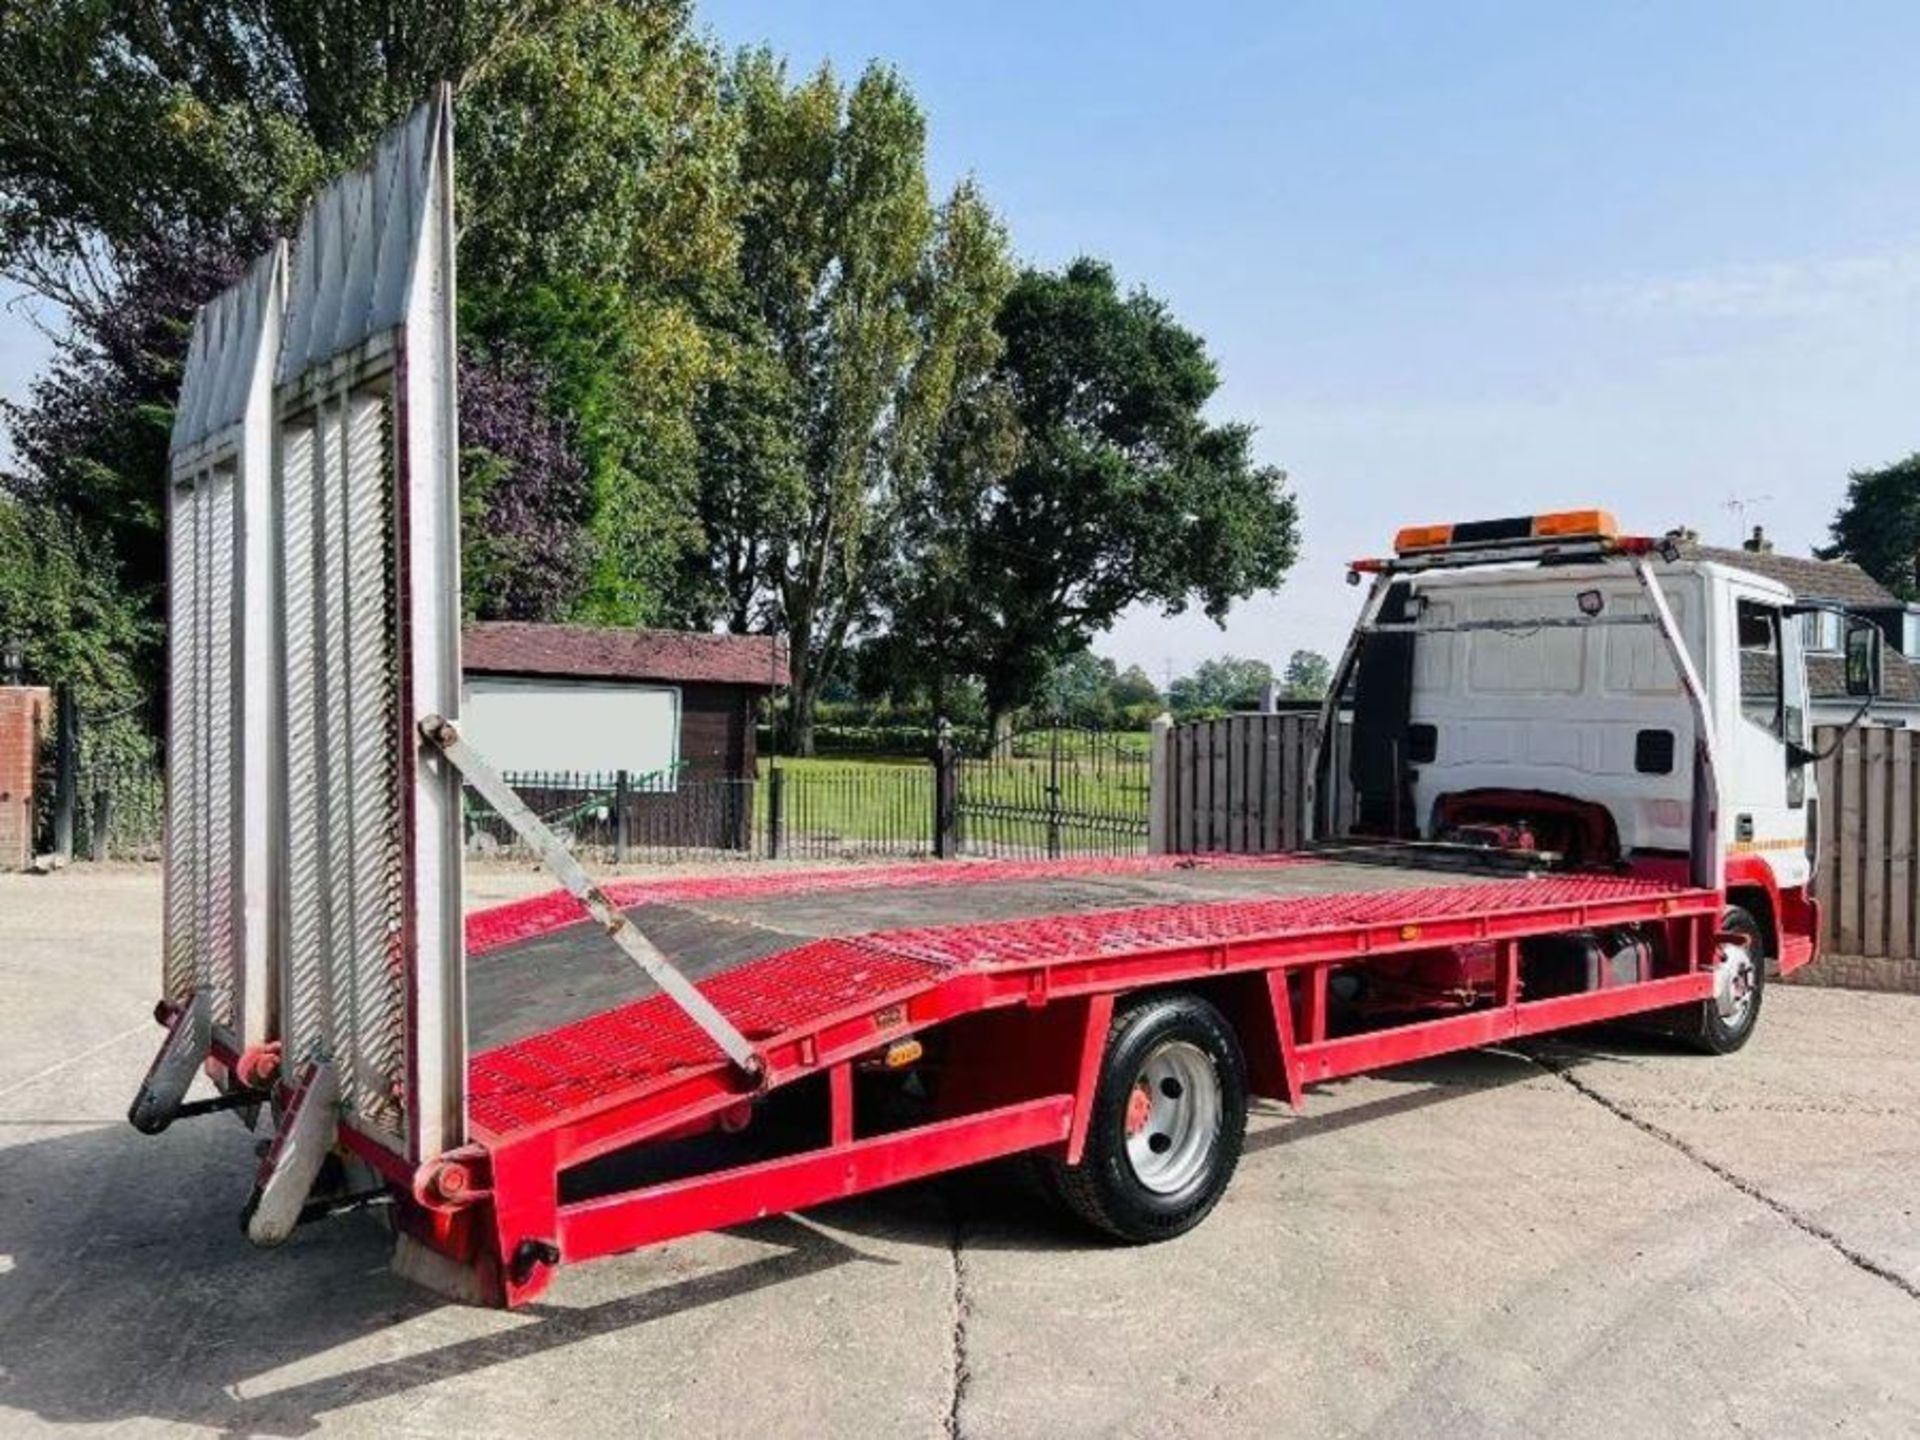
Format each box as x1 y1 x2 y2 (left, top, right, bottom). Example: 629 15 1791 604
1351 509 1664 580
1392 508 1619 556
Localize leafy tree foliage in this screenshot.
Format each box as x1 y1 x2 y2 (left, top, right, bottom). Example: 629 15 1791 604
715 53 1015 751
458 345 594 621
0 497 154 716
1032 651 1168 729
458 5 743 626
1 4 1296 757
895 259 1299 731
1110 663 1163 716
0 1 738 683
1169 656 1274 719
1042 650 1119 727
1823 453 1920 601
1281 649 1332 700
0 0 563 323
2 237 241 612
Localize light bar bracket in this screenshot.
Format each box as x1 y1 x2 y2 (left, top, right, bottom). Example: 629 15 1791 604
1350 528 1680 582
1362 614 1661 636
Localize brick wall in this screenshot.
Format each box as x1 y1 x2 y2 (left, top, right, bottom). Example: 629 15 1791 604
0 687 50 870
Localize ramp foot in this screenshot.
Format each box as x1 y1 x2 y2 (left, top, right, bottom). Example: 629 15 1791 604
242 1059 339 1247
127 991 212 1134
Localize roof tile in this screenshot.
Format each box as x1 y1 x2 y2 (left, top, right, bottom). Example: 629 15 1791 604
1685 543 1900 607
1807 650 1920 706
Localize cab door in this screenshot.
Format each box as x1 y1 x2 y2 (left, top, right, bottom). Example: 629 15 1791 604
1724 590 1811 892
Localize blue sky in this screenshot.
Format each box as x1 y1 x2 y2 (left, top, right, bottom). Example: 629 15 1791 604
696 0 1920 677
5 2 1918 678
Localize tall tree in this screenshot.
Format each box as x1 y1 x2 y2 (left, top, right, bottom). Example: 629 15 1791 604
2 236 240 610
459 3 743 625
905 258 1299 734
1109 663 1163 717
1281 649 1332 700
688 309 806 633
0 0 581 326
1822 454 1920 602
0 496 153 716
720 52 1013 752
1042 650 1119 727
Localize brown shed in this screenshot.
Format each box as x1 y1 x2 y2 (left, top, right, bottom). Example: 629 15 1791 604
460 623 787 784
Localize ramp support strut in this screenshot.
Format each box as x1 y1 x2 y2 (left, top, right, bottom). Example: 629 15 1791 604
419 715 765 1082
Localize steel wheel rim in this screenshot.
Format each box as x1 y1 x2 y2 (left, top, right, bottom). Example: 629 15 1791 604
1716 940 1757 1026
1123 1040 1222 1195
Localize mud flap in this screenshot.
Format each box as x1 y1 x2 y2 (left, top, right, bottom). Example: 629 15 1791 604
127 991 213 1135
243 1059 339 1247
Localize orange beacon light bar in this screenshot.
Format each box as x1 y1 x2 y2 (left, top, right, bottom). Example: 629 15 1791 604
1390 509 1620 556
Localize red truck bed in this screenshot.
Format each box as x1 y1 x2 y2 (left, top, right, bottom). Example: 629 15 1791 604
356 853 1724 1305
462 855 1710 1143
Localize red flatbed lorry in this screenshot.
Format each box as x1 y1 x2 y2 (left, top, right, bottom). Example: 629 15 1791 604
442 855 1721 1306
133 96 1886 1308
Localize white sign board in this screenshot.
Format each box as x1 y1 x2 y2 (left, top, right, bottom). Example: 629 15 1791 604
461 678 683 787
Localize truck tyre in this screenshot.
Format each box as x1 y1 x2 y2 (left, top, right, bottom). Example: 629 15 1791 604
1044 992 1249 1243
1683 904 1767 1055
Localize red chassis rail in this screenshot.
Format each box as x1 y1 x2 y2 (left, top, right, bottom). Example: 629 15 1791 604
209 858 1729 1307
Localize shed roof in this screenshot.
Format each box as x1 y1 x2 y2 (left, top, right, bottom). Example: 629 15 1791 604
464 623 788 688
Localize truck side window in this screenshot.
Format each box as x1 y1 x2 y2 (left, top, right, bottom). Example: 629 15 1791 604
1737 600 1783 738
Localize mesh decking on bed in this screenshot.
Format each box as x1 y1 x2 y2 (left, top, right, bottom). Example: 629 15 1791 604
463 855 1696 1138
464 856 1460 1049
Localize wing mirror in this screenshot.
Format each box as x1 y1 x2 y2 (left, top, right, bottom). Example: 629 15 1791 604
1845 617 1885 699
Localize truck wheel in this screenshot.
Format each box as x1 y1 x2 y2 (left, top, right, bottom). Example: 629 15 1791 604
1685 905 1767 1055
1045 993 1249 1243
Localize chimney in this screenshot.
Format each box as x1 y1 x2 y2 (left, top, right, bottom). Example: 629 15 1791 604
1743 525 1773 555
1665 525 1699 545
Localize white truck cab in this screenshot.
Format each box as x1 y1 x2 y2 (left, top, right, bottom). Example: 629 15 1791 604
1330 509 1885 977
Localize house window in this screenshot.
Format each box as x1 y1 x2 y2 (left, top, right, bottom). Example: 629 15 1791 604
1738 601 1784 738
1799 609 1841 653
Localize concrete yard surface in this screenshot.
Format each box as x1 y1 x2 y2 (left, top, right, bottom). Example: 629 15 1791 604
3 867 1919 1437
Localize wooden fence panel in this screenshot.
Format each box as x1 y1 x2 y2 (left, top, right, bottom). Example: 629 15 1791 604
1866 727 1888 958
1891 734 1913 960
1158 713 1345 858
1813 725 1920 963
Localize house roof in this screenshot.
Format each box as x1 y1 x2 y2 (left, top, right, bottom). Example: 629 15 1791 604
1683 543 1901 608
464 623 788 688
1807 650 1920 707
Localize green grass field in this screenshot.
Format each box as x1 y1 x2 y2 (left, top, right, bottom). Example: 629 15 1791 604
756 751 1150 855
